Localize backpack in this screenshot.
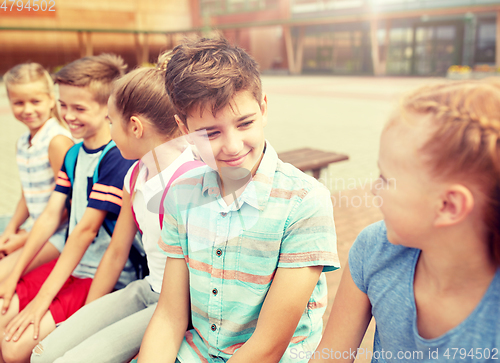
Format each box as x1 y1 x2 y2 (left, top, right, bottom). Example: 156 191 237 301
63 140 148 280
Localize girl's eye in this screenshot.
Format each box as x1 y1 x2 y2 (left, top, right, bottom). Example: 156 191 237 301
76 108 85 112
207 132 219 139
32 100 40 105
379 174 387 183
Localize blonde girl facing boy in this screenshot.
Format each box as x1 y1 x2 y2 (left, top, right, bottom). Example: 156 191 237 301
1 63 73 280
313 81 500 362
31 55 199 363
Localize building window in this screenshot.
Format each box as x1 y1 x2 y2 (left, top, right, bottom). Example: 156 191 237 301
475 20 496 64
386 27 413 75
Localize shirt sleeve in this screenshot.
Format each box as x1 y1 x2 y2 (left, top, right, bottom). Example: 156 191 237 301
348 221 386 294
54 158 71 195
278 183 340 272
87 147 136 216
157 182 185 259
123 161 139 194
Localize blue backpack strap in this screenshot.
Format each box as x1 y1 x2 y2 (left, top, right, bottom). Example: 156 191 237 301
92 140 117 184
64 142 84 185
92 141 118 236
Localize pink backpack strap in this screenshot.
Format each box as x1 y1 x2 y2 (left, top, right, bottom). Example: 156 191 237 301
159 160 205 229
129 162 143 234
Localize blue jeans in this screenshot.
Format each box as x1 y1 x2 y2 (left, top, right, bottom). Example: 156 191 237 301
31 279 159 363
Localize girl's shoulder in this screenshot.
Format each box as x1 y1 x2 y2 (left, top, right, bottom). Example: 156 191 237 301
349 221 417 292
124 160 141 194
44 118 72 139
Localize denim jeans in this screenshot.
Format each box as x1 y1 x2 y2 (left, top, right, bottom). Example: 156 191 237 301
31 278 159 363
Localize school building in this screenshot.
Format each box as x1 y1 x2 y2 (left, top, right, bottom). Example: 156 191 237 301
1 0 500 76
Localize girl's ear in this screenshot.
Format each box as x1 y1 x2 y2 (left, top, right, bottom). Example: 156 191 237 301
175 115 194 144
129 116 144 139
48 93 56 111
434 184 474 227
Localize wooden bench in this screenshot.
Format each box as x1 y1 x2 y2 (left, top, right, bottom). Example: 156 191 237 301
278 148 349 179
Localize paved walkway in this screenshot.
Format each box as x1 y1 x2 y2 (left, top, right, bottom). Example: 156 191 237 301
0 75 445 361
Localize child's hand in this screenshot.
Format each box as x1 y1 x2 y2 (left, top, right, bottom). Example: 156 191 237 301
0 233 11 258
0 277 18 314
0 231 27 258
4 295 51 342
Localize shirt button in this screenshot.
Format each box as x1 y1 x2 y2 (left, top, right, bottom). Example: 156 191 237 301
216 249 222 257
211 324 217 331
212 288 218 295
220 212 227 217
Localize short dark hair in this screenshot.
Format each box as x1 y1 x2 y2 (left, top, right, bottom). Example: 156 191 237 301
54 54 126 105
165 37 262 124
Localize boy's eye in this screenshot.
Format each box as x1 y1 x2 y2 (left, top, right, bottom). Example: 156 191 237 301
76 108 86 112
239 121 254 127
32 100 40 105
207 131 220 139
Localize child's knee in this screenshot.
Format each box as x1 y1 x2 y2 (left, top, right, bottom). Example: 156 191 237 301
1 338 31 363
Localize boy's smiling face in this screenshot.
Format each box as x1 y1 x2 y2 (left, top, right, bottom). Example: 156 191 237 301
178 90 267 182
58 84 108 147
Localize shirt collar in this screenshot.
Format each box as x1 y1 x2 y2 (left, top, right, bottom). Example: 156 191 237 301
201 141 277 211
27 117 56 147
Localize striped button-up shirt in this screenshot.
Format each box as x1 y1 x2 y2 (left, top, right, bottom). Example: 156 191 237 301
159 142 339 363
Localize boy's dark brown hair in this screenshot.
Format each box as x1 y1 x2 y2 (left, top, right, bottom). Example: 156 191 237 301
165 37 262 124
54 54 127 105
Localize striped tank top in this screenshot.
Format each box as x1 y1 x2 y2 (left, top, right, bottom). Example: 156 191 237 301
16 118 72 251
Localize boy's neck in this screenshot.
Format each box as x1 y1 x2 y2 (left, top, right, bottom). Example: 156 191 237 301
83 124 112 150
219 144 265 204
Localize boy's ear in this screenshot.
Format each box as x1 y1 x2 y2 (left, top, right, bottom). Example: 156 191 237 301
260 93 268 127
434 184 474 227
129 116 144 138
175 115 194 144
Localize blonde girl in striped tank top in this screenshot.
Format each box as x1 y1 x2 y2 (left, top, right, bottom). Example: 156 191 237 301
0 63 74 281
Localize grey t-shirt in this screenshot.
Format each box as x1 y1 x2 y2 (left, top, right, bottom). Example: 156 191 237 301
59 143 136 288
350 221 500 363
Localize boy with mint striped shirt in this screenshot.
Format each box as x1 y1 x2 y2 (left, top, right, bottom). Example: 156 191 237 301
138 37 340 363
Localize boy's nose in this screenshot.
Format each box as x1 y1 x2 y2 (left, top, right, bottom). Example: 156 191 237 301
63 110 75 121
222 136 243 156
